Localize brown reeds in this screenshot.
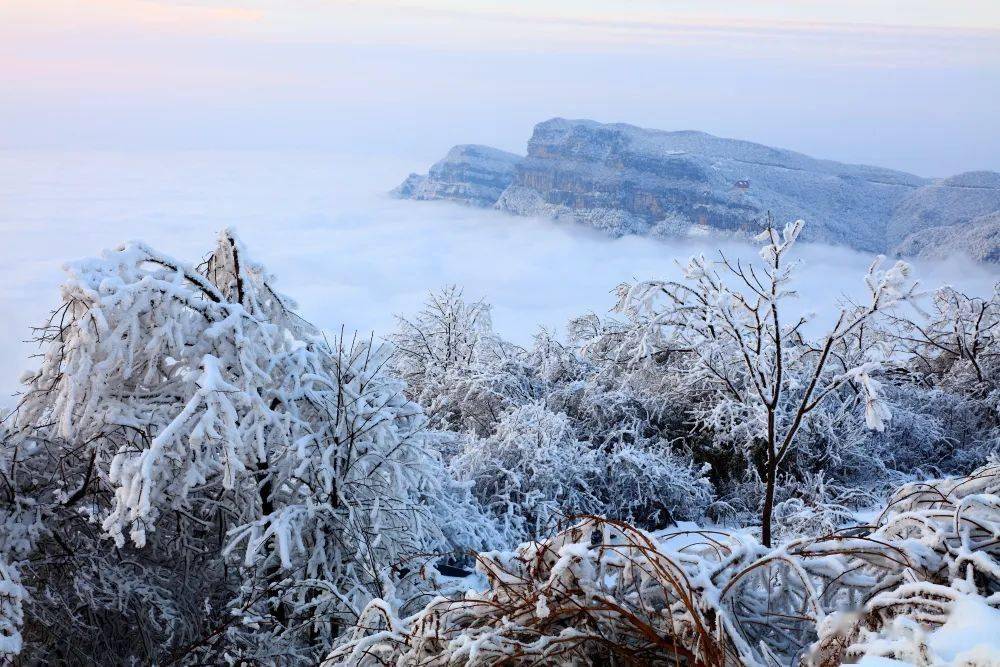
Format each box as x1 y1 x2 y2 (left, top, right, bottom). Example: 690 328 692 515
326 464 1000 666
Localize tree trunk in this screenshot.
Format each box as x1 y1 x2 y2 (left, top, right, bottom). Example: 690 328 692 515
761 454 776 547
762 410 777 547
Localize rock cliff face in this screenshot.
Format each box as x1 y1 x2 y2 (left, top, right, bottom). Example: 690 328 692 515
393 145 520 207
394 118 1000 260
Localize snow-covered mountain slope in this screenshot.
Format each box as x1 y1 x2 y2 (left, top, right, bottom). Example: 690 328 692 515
893 210 1000 263
395 118 1000 260
887 171 1000 246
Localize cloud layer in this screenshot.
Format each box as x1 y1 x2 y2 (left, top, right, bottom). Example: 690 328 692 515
2 150 997 403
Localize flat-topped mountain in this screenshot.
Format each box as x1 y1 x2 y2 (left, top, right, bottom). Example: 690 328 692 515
394 118 1000 261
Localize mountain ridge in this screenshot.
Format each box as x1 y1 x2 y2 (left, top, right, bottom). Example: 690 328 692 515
394 118 1000 261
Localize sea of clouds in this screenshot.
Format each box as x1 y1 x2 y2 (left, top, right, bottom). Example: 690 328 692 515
1 149 997 403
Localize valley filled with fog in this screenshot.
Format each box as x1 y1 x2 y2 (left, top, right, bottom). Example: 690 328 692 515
2 149 996 402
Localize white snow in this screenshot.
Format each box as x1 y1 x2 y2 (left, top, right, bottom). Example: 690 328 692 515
857 598 1000 667
929 596 1000 664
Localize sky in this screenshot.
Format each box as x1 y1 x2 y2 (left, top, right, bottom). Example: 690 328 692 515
2 1 1000 175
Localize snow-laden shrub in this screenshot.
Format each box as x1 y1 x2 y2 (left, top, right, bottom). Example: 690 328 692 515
895 286 1000 399
450 403 599 542
389 286 519 434
325 517 732 667
769 471 871 540
390 295 717 537
868 383 995 480
884 286 1000 474
452 402 712 544
598 442 713 529
809 462 1000 666
0 558 25 661
328 463 1000 667
0 232 482 663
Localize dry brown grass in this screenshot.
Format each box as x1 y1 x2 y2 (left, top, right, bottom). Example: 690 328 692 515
326 464 1000 666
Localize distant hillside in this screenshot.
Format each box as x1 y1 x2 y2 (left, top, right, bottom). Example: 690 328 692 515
394 118 1000 261
893 211 1000 263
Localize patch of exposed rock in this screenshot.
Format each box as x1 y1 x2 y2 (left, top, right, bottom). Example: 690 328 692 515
393 145 520 207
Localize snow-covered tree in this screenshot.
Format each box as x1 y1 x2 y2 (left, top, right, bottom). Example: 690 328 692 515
0 490 28 663
894 285 1000 394
389 286 509 432
0 232 479 662
615 219 917 545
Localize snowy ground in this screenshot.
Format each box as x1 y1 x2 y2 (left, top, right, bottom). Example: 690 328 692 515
857 596 1000 666
2 149 997 403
